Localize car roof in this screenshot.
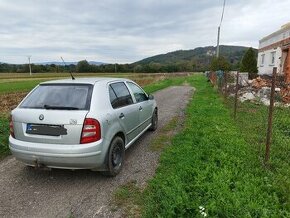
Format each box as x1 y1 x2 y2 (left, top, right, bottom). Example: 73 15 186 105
40 77 132 85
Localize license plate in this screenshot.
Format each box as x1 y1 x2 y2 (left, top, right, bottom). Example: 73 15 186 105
26 124 67 136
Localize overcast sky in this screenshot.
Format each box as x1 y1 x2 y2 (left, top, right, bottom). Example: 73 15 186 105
0 0 290 64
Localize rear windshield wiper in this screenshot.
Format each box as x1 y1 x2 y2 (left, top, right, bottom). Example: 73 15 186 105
44 105 79 110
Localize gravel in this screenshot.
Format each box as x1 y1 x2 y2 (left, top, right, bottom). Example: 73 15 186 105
0 86 194 218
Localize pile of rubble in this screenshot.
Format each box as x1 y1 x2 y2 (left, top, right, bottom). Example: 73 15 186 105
206 70 290 106
280 87 290 103
252 76 271 89
227 72 289 106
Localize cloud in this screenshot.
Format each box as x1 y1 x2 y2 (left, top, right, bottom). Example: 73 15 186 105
0 0 289 64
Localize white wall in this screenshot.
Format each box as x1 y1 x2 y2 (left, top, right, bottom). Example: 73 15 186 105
257 47 282 75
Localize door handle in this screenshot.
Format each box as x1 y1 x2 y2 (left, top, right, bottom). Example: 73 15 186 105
119 113 125 119
139 106 143 111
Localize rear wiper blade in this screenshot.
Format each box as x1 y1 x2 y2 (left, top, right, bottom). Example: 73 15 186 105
44 105 79 110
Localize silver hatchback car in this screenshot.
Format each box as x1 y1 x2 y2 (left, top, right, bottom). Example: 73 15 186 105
9 78 158 176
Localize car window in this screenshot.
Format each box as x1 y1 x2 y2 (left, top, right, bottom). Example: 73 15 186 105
20 84 93 110
109 82 133 109
109 86 118 109
127 82 148 103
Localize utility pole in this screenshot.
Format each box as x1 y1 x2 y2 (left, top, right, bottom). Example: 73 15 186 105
115 63 117 73
216 0 226 58
217 26 221 58
27 55 32 76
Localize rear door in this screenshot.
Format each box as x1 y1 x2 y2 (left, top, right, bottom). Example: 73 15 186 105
109 82 140 142
126 82 154 130
12 84 93 144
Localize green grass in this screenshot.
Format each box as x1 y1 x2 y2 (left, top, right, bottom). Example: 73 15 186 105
0 73 190 94
142 75 290 217
143 77 186 94
0 115 9 159
0 79 48 93
112 180 143 217
225 99 290 213
150 116 179 151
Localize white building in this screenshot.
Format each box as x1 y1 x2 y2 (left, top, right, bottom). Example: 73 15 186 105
257 23 290 81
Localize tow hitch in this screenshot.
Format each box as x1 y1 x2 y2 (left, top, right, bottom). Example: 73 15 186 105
33 159 51 171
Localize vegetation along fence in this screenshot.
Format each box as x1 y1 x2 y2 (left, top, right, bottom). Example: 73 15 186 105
206 68 290 168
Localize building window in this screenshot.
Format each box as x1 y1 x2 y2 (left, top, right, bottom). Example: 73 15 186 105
270 52 276 65
261 54 265 65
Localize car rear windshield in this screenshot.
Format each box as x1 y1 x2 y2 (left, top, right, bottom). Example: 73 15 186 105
20 84 93 110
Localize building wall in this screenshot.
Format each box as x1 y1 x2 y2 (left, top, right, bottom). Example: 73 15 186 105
257 47 282 75
258 23 290 75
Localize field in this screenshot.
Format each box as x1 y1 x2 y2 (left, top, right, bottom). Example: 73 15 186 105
0 72 192 158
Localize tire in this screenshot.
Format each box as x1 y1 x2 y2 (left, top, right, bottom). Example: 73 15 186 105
149 108 158 131
103 136 125 177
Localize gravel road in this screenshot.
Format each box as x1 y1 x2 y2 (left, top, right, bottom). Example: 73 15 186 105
0 86 194 218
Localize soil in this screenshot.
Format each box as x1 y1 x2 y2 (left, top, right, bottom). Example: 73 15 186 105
0 86 194 218
0 92 28 114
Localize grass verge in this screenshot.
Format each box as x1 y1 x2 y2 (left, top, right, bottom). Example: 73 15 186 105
143 77 186 94
112 180 143 217
225 99 290 213
141 75 290 217
149 116 180 151
0 115 9 159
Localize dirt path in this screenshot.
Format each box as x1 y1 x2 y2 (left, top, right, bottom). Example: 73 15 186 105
0 86 194 218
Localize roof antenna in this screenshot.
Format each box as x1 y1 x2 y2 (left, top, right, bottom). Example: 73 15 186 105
61 56 75 80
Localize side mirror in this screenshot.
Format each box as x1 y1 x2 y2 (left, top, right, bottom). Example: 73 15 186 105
148 94 154 100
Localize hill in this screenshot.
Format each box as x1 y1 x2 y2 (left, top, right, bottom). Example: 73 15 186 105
134 45 257 71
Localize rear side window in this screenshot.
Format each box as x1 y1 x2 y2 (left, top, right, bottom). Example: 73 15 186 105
127 82 148 103
109 82 133 109
20 84 93 110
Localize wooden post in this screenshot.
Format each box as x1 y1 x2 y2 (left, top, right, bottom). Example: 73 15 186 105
264 67 277 165
224 71 228 98
284 49 290 83
234 71 239 119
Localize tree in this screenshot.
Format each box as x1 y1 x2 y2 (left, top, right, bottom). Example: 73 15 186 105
210 56 230 71
76 60 91 73
240 47 258 79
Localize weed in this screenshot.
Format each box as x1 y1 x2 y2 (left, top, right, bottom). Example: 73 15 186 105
142 75 290 217
150 116 180 151
112 180 143 217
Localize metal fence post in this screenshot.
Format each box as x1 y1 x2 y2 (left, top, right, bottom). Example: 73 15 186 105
264 67 277 165
234 71 239 119
224 71 228 98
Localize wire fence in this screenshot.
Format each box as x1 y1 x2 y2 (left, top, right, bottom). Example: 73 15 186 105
206 68 290 166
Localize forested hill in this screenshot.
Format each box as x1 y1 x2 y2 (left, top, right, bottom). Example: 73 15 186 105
134 45 257 70
0 45 257 73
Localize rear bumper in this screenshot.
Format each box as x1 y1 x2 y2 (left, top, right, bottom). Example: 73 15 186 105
9 136 107 170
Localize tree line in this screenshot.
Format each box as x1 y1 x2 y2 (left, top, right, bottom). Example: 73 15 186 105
0 48 257 76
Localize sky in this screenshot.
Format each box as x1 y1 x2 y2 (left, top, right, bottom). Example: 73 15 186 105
0 0 290 64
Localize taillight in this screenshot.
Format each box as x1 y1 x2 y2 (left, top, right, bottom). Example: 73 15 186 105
80 118 101 144
9 115 15 138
